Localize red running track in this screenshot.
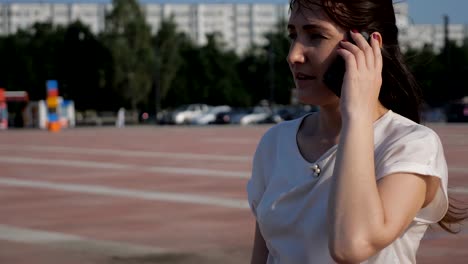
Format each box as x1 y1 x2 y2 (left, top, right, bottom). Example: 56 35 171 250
0 124 466 264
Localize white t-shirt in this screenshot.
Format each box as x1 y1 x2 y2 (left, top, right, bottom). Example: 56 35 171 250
247 110 449 264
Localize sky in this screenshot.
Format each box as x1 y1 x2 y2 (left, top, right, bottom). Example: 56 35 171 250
405 0 468 24
3 0 468 25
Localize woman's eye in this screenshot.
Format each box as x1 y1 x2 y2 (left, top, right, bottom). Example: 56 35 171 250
308 34 324 40
287 33 324 42
287 33 297 41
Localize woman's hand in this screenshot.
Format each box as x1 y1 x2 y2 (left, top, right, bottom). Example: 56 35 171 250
336 30 383 121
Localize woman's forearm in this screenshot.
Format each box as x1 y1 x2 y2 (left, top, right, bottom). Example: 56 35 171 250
328 117 386 262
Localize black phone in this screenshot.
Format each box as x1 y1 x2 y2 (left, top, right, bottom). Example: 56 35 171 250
323 31 370 97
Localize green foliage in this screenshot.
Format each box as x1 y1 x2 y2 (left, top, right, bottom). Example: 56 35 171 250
264 20 295 105
237 46 268 106
163 32 250 108
0 22 115 111
2 14 468 113
60 21 114 110
404 41 468 106
441 41 468 101
237 20 294 106
153 16 184 101
0 23 64 101
103 0 155 110
193 33 249 106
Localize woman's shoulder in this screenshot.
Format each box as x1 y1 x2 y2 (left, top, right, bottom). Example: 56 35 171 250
380 110 443 149
390 111 438 135
375 111 448 181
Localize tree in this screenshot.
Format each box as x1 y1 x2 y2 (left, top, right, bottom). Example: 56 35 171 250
263 20 295 105
237 44 268 105
441 41 468 101
164 32 249 108
0 22 65 100
104 0 154 110
59 21 113 111
153 17 184 100
405 45 443 106
405 41 468 106
149 17 186 114
238 20 294 106
198 33 249 106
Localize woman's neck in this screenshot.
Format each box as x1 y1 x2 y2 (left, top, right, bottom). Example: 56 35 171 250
307 103 388 143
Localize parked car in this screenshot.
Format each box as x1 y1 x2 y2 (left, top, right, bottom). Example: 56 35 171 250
240 106 273 125
446 102 468 122
271 104 318 123
192 105 232 125
213 108 249 124
171 104 210 125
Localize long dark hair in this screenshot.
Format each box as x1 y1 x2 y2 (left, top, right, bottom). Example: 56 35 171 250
289 0 467 233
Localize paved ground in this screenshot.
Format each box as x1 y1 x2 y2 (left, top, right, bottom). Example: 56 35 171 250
0 123 467 264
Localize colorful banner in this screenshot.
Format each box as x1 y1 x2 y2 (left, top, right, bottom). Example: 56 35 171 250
46 80 60 132
0 88 7 130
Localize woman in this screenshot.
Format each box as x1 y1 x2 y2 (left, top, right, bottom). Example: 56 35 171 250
247 0 466 263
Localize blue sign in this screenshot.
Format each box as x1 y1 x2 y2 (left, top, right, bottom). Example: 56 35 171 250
48 113 59 122
46 80 58 91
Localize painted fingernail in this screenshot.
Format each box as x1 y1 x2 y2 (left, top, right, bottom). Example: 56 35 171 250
351 29 359 33
341 39 347 42
373 33 378 40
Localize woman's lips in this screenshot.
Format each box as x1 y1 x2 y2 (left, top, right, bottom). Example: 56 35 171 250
294 72 316 81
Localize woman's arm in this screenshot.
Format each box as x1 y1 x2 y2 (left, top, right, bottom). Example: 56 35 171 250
328 117 434 263
327 31 439 263
250 222 268 264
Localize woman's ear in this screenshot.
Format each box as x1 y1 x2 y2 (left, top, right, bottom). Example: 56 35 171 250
372 32 383 48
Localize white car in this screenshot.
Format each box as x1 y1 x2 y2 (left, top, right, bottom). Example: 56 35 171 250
192 105 232 125
240 106 272 125
172 104 210 124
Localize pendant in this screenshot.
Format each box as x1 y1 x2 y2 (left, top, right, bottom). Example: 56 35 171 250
310 164 321 177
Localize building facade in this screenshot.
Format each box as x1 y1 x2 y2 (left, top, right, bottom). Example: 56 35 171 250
399 23 468 52
0 0 289 54
0 0 466 54
0 2 108 35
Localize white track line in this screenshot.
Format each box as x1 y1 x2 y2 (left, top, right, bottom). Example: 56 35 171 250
0 156 250 178
447 167 468 173
0 178 250 209
0 144 251 162
2 154 467 178
449 187 468 194
203 138 258 144
0 224 168 256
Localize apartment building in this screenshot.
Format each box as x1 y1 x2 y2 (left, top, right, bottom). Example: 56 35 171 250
399 23 468 52
0 0 466 53
0 0 288 54
0 2 108 34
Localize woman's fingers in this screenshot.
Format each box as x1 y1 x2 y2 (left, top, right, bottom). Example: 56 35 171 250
339 30 383 71
336 47 357 75
349 30 374 68
371 33 383 71
337 30 383 112
339 39 366 70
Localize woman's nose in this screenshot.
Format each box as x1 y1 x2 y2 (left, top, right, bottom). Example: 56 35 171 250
287 42 306 65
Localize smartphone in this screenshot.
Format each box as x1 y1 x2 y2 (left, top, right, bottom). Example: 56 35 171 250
323 31 370 97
